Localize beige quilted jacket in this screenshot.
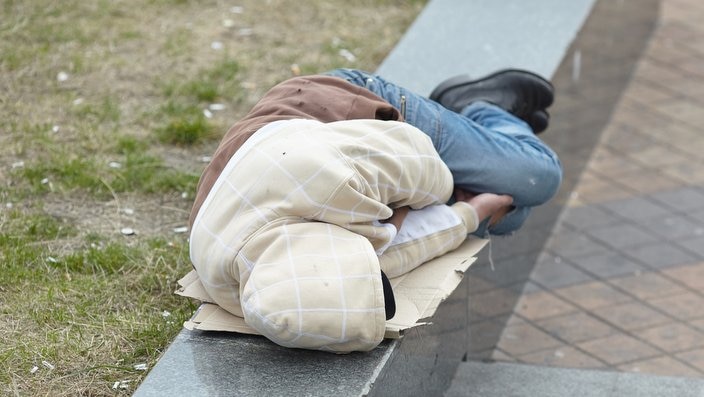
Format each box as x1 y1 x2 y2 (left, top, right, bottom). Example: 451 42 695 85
190 118 479 353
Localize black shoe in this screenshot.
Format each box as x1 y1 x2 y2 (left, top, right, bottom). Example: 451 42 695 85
430 69 554 133
527 109 550 134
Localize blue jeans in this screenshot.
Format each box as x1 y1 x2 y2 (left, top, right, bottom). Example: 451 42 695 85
325 68 563 236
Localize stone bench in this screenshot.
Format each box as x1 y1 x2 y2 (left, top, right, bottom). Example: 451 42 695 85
134 0 659 395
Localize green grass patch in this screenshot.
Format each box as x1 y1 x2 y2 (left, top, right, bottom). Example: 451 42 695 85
0 209 195 394
162 27 194 57
72 96 121 125
21 156 106 194
0 211 78 282
114 137 198 193
115 150 200 193
14 133 198 198
155 101 214 145
153 57 242 145
60 242 135 275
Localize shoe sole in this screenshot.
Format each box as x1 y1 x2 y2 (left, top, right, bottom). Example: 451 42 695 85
429 69 554 108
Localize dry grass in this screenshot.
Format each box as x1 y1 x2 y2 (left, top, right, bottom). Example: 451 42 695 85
0 0 425 395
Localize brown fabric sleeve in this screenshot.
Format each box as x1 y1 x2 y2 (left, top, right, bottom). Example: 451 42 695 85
188 75 402 228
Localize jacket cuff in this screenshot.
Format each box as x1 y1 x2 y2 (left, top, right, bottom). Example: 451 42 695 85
451 201 480 234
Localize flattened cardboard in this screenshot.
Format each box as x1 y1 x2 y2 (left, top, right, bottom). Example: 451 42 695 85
177 238 487 339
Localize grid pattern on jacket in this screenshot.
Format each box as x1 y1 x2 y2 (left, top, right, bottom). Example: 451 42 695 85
189 119 471 352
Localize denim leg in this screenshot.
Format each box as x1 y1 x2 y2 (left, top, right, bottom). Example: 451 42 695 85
325 68 562 235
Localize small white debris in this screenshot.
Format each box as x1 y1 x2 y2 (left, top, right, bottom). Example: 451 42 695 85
161 310 171 318
554 350 565 358
290 63 301 76
199 156 212 163
173 226 188 234
203 109 213 118
72 98 84 106
238 28 252 36
240 81 256 90
572 49 582 83
211 41 224 51
230 6 244 13
30 365 39 374
46 256 58 263
120 227 135 236
5 202 13 209
41 178 50 185
134 363 148 371
108 161 122 169
123 208 134 215
338 48 356 62
180 192 188 199
57 71 69 82
52 125 60 133
41 360 55 370
111 380 131 389
11 161 24 169
209 103 226 111
222 18 235 28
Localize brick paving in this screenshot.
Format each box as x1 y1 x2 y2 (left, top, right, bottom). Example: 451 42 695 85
491 0 704 378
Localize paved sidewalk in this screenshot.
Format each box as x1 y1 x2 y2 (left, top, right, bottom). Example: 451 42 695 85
492 0 704 378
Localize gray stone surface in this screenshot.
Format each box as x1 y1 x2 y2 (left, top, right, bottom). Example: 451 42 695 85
570 251 647 278
445 361 704 397
367 274 470 396
377 0 595 95
133 330 395 397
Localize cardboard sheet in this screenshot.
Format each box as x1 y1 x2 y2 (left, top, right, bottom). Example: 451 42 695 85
177 238 487 339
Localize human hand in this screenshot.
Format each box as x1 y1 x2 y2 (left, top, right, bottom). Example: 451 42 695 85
381 206 410 231
455 188 513 227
